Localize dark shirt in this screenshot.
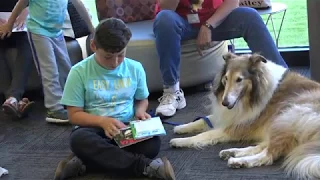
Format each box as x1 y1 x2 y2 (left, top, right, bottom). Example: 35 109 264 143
0 0 19 12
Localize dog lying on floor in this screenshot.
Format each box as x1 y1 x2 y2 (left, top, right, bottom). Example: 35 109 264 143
170 52 320 179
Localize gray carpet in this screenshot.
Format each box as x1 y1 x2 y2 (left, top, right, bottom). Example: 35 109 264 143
0 67 310 180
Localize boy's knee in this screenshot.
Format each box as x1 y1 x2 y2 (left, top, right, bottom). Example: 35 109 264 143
70 128 88 154
144 136 161 159
153 10 181 33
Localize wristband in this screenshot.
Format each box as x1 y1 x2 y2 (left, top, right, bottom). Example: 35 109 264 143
203 21 213 30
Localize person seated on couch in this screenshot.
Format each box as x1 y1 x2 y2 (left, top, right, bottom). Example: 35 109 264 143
54 18 175 180
0 0 94 123
0 1 35 119
154 0 288 117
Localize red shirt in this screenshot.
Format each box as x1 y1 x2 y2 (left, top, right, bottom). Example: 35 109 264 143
155 0 224 27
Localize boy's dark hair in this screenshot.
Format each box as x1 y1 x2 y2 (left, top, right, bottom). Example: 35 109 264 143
93 18 132 53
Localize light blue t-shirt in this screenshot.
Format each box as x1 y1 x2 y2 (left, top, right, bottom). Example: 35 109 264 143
27 0 68 37
60 54 150 123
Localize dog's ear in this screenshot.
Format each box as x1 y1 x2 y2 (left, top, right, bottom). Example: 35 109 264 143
249 53 267 66
222 52 237 63
213 63 227 96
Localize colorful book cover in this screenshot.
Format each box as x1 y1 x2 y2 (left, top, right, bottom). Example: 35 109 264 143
113 127 152 148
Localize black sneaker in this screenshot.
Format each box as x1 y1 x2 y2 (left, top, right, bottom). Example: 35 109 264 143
46 109 69 124
54 153 86 180
143 157 176 180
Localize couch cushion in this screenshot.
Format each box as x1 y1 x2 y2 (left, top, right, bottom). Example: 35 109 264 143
95 0 157 23
127 20 155 46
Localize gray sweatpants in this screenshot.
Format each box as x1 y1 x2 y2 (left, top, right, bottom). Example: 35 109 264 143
27 32 72 111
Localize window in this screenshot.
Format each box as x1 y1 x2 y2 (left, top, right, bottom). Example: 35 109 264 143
82 0 99 26
234 0 308 50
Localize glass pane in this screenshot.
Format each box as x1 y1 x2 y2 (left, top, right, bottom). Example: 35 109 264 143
82 0 99 26
233 0 308 49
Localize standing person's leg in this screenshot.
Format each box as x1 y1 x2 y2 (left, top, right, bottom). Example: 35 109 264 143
52 34 72 91
0 41 12 106
6 33 33 101
27 32 68 123
2 32 35 118
210 7 287 68
153 10 199 118
0 52 10 96
54 127 175 180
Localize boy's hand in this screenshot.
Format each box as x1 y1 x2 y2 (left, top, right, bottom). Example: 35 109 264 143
0 23 14 39
14 9 28 30
135 110 151 120
0 0 29 39
100 117 126 139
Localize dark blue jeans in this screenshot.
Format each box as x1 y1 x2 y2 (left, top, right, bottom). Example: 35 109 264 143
153 7 288 86
69 127 161 176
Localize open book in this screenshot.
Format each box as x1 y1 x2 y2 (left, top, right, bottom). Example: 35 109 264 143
113 127 152 148
0 12 27 32
130 116 167 139
113 117 167 148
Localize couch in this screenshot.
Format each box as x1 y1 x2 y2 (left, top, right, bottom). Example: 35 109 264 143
90 0 229 92
87 22 228 92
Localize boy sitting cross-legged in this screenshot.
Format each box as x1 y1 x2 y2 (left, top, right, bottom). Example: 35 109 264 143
54 18 176 180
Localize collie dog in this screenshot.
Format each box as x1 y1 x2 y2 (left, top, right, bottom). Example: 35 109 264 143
170 53 320 179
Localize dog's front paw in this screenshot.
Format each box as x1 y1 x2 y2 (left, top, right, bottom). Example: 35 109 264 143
219 149 235 160
227 157 247 169
170 138 192 148
173 124 189 134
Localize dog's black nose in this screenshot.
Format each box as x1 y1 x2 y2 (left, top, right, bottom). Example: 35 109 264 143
222 99 229 107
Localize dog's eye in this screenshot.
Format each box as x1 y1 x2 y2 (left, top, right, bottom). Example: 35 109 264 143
236 77 243 83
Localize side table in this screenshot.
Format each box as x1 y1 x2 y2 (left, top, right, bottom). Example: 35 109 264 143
257 2 287 47
229 2 287 51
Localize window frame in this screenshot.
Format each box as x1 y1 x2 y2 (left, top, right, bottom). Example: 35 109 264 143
306 0 320 81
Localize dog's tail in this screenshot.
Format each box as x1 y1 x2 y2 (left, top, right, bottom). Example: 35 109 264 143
282 141 320 179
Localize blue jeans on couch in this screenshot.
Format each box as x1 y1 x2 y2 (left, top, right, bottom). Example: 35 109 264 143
153 7 288 86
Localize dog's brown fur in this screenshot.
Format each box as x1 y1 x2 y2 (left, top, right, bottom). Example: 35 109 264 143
169 53 320 179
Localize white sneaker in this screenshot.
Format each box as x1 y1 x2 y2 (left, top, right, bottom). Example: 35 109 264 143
155 89 186 117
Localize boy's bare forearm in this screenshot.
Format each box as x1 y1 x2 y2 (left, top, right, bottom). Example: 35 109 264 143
8 0 29 26
135 99 149 113
70 0 95 33
20 7 29 18
159 0 179 10
67 107 105 128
